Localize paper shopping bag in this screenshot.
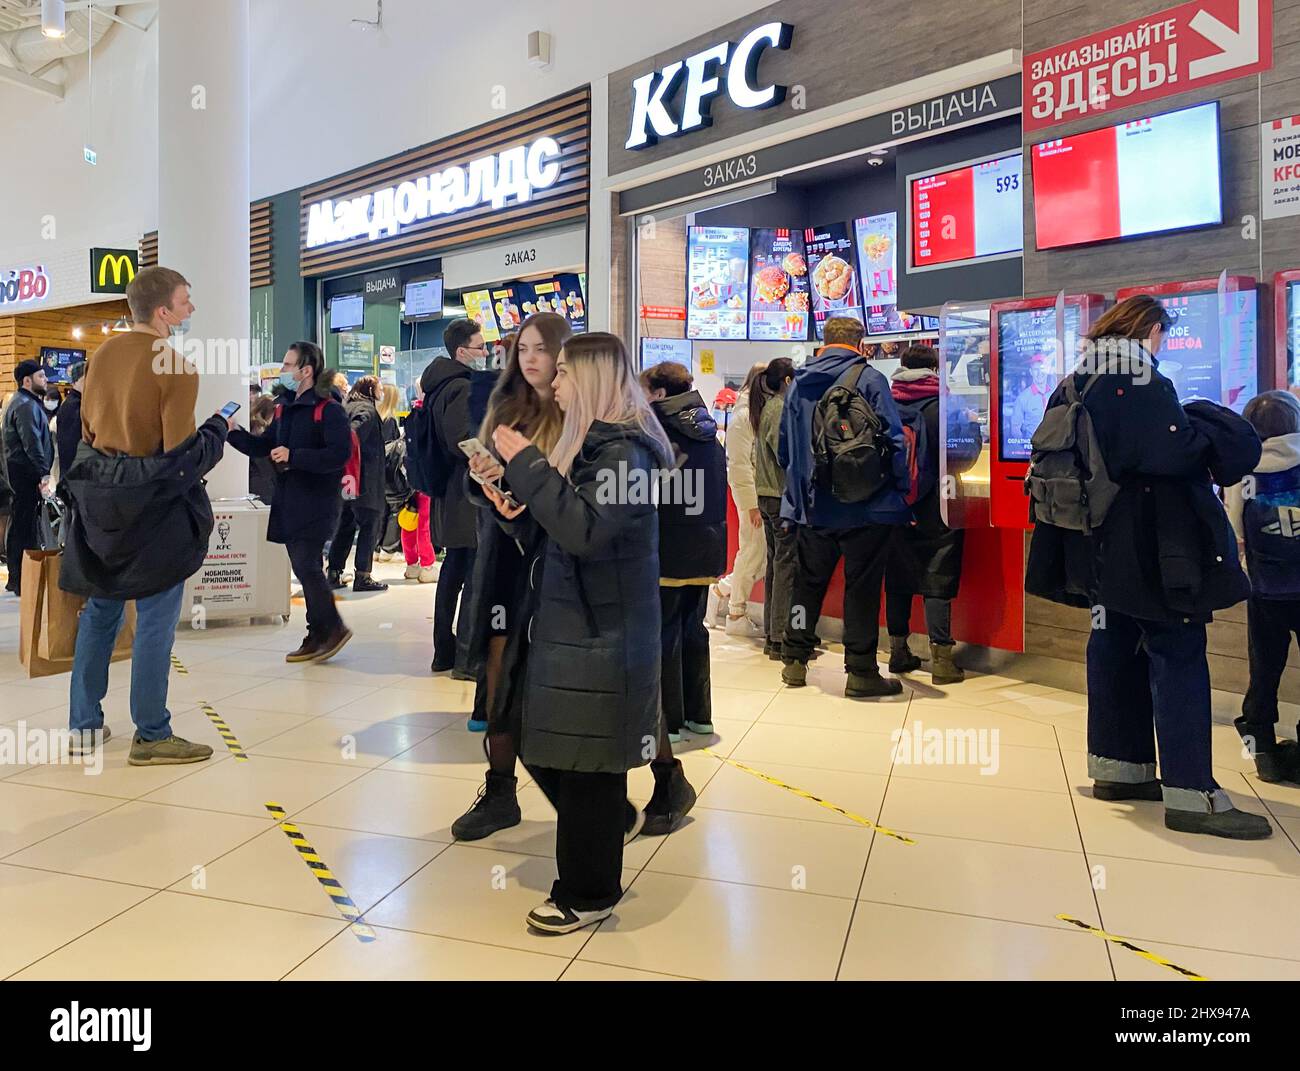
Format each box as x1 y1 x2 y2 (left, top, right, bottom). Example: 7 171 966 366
19 552 136 678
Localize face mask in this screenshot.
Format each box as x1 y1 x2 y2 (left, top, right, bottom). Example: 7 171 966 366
45 398 59 411
279 370 300 391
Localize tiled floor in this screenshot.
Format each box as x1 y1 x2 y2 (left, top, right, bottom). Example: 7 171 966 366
3 558 1300 981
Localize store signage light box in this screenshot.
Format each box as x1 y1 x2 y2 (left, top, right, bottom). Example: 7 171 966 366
305 137 564 249
625 21 794 150
0 264 50 307
90 247 138 294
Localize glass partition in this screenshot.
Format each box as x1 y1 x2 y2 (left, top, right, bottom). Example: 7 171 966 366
938 301 990 529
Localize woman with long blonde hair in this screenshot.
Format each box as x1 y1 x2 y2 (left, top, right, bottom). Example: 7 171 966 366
451 312 570 841
485 332 672 932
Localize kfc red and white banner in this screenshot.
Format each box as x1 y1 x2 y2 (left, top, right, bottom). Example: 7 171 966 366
1023 0 1273 133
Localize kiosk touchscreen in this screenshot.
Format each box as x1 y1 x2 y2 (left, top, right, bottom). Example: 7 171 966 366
1114 276 1258 412
1276 269 1300 390
988 294 1106 529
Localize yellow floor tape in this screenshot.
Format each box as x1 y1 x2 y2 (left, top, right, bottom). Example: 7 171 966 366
265 802 376 943
701 747 916 844
199 703 249 762
168 653 188 676
1057 915 1207 980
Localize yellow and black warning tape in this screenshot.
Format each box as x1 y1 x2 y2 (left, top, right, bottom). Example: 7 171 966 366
265 802 376 943
1057 915 1207 980
701 747 915 844
199 702 249 762
169 653 188 676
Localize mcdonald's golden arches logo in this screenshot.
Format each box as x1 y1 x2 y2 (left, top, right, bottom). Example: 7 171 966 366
89 247 139 294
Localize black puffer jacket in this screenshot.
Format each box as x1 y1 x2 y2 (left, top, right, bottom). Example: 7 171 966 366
418 357 476 549
345 396 385 515
60 415 228 600
1025 360 1257 622
650 390 727 582
504 422 663 773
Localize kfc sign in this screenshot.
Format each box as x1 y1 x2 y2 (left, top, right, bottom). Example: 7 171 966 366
1023 0 1273 133
625 22 794 150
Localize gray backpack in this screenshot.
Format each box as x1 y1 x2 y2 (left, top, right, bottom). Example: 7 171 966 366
1023 372 1119 536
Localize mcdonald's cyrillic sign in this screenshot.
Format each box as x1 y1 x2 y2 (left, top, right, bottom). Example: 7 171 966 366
90 247 138 294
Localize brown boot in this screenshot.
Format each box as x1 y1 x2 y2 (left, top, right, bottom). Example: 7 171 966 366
930 642 965 685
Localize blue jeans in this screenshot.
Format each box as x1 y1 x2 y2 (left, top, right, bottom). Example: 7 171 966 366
70 582 185 741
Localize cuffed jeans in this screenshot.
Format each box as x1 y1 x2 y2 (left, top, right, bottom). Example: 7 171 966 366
1086 608 1226 813
70 581 185 741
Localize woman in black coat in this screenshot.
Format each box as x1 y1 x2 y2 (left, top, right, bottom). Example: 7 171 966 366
1025 296 1270 841
488 332 674 935
326 375 388 592
228 341 353 663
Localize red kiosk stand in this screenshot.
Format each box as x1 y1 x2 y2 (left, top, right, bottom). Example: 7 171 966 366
1275 269 1300 390
987 294 1107 530
1114 276 1261 409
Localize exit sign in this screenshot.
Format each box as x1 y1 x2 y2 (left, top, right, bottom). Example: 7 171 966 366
83 146 97 165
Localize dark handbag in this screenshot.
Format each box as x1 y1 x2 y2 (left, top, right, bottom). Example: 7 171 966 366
35 494 67 552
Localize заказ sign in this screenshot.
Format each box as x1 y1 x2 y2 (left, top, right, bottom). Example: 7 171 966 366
305 137 564 249
625 21 793 150
1023 0 1273 133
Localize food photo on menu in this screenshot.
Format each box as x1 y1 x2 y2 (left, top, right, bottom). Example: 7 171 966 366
748 228 810 341
687 226 750 340
803 222 863 340
854 212 910 335
491 285 526 332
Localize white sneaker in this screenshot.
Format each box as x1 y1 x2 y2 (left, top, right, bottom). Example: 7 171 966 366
526 899 614 934
418 565 438 583
725 614 763 638
404 564 420 580
375 550 395 563
706 584 728 629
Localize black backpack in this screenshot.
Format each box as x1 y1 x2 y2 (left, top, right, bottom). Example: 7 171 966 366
812 362 896 504
383 437 412 509
404 380 457 498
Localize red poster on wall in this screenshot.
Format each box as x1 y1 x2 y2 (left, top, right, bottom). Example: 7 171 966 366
1023 0 1273 133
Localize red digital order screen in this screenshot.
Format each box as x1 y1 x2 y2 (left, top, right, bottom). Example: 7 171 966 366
911 152 1023 269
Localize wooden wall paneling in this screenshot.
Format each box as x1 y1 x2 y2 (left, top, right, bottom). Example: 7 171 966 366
0 299 130 385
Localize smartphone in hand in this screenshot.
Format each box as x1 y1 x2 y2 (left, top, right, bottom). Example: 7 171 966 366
220 401 241 419
458 437 521 510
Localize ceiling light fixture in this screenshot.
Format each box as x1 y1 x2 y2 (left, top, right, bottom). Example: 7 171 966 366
71 326 82 340
112 318 129 333
41 0 65 39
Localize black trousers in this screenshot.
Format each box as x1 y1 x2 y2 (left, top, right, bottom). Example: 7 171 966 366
1242 595 1300 741
433 545 475 663
660 584 712 733
884 587 954 646
525 764 627 912
327 504 381 575
758 496 797 652
286 538 343 639
4 476 39 595
785 524 894 674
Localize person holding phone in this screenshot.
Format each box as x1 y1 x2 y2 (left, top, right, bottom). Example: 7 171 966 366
452 313 568 842
484 332 673 933
227 341 354 663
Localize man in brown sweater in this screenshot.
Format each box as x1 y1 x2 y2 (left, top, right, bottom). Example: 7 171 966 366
67 266 214 767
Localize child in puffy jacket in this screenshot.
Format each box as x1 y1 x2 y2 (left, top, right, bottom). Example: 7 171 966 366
1227 390 1300 784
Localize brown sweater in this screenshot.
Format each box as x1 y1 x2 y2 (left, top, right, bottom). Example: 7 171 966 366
81 329 198 457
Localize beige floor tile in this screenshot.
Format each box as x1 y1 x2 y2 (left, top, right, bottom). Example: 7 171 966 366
839 902 1113 980
890 740 1068 794
578 871 854 980
1093 853 1300 960
757 687 910 733
284 924 568 980
328 685 472 728
365 844 636 957
220 678 380 716
665 716 754 758
706 686 777 724
168 821 445 918
4 800 270 888
561 960 697 981
646 808 872 897
173 649 311 680
0 865 154 978
693 756 889 828
248 715 438 768
709 661 785 691
625 749 724 806
903 699 1062 749
0 683 72 721
11 891 344 980
139 754 368 819
0 782 124 858
878 777 1082 851
860 832 1100 928
381 722 500 780
291 768 470 841
1244 777 1300 821
161 669 286 707
731 722 899 776
166 704 314 750
1110 938 1300 981
5 736 228 800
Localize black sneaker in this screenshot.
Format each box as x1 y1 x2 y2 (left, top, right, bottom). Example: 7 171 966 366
451 771 522 841
1165 806 1272 840
1254 740 1300 784
526 899 613 934
326 570 347 590
845 670 903 699
352 574 388 592
641 758 697 836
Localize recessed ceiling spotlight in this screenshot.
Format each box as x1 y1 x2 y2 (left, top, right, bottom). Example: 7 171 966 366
41 0 65 39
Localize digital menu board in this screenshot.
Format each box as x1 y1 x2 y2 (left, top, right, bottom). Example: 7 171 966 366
461 290 500 342
997 305 1081 462
911 152 1023 269
804 223 863 340
329 293 364 332
403 278 444 320
40 346 84 384
491 285 530 334
641 337 692 370
687 226 750 340
1151 288 1257 412
748 228 810 340
1031 102 1222 251
530 274 587 332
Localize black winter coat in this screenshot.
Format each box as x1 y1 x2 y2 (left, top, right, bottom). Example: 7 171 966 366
418 357 476 549
60 415 228 600
651 390 727 582
227 388 350 545
504 423 663 773
54 389 82 478
345 396 385 515
1025 360 1256 622
3 388 53 483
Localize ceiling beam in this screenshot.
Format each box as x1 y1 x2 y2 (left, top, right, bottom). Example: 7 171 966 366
0 60 64 98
